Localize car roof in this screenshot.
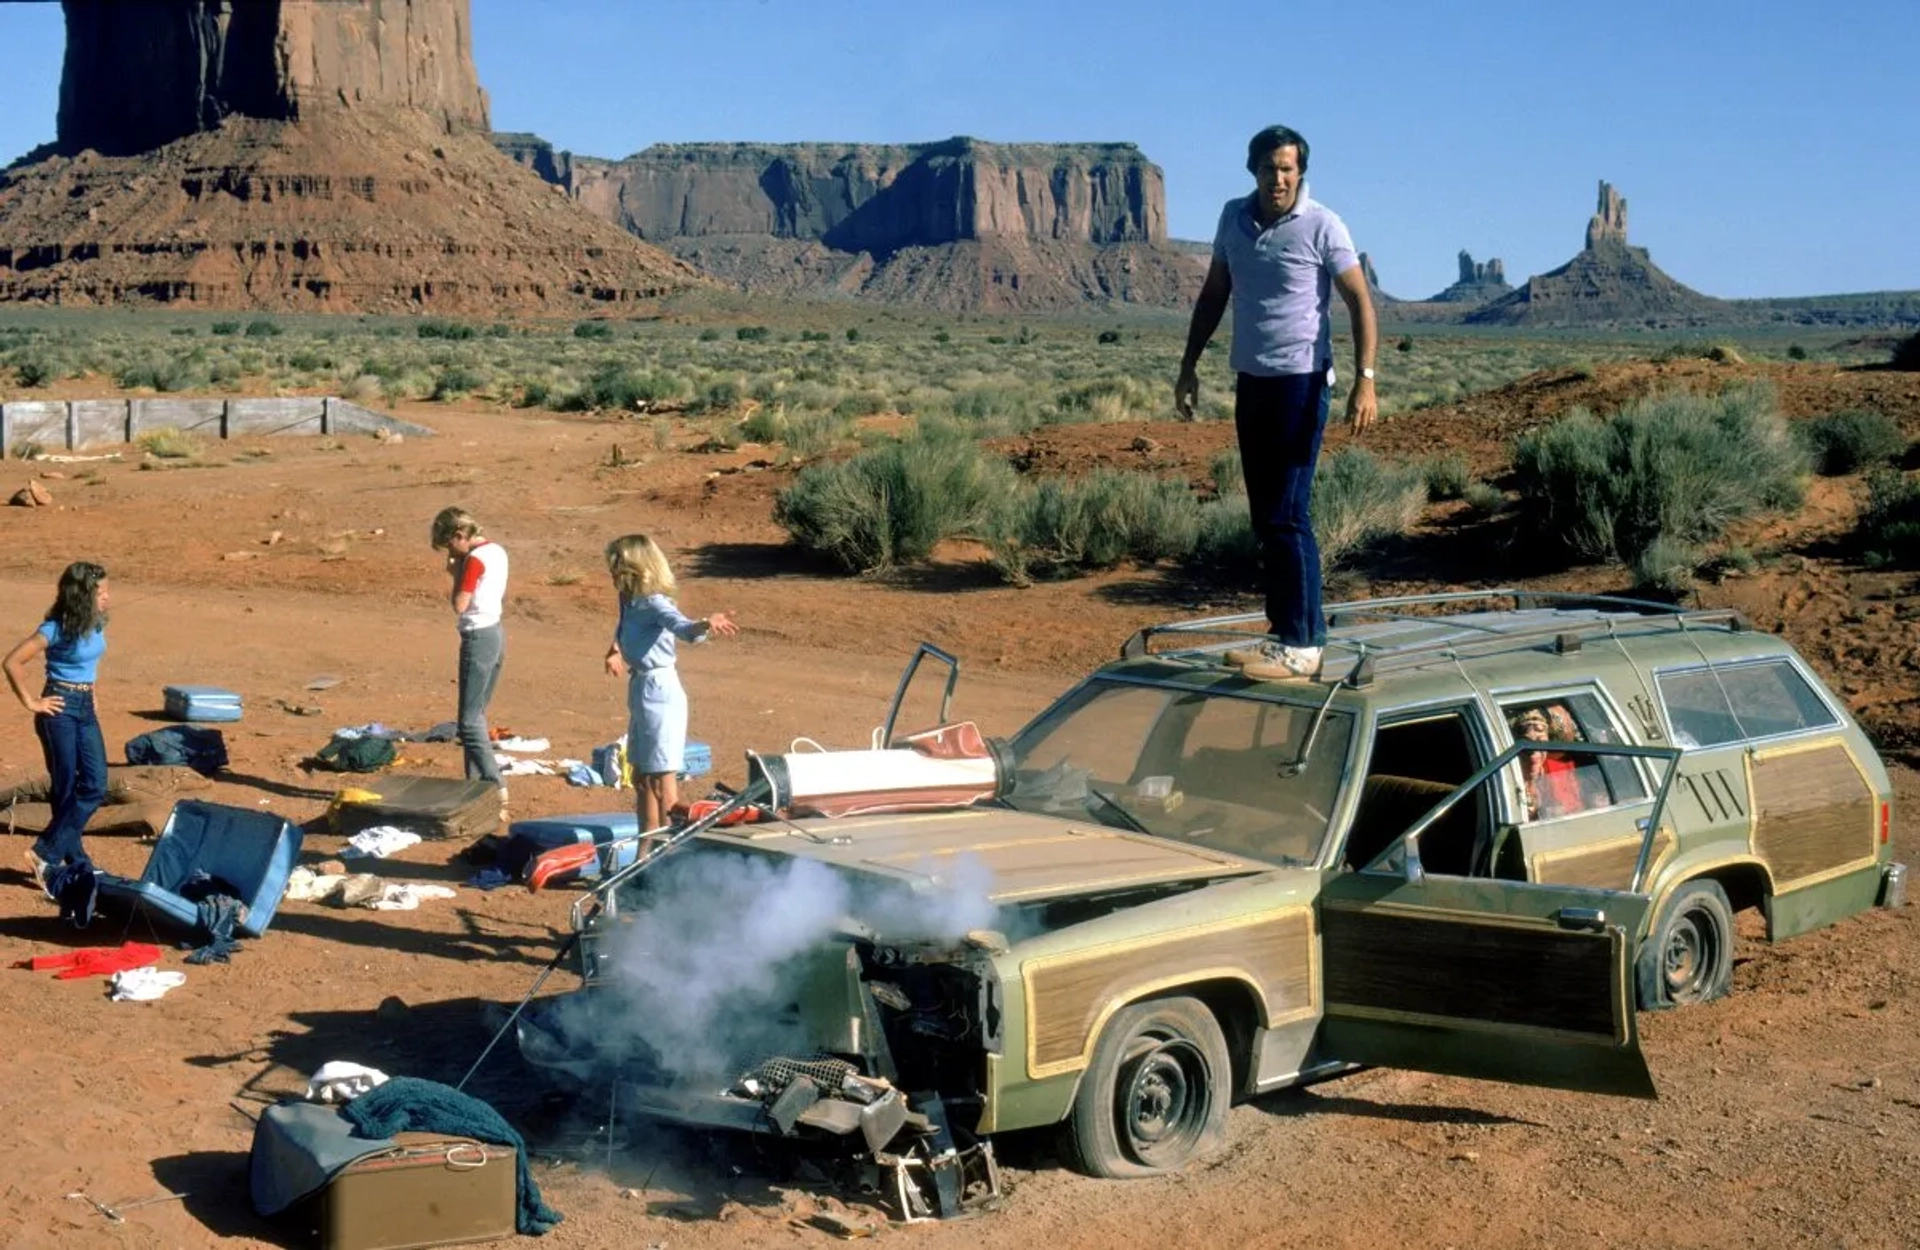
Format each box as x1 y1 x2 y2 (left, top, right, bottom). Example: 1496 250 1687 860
1107 589 1797 709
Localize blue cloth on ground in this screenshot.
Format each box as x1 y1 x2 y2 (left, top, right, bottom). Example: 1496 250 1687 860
184 891 246 964
339 1076 561 1235
124 725 229 776
49 859 98 928
465 867 512 891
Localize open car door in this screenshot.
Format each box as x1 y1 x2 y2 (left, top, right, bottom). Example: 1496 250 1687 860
1317 740 1679 1099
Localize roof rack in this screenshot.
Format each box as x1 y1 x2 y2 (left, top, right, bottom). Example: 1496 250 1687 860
1119 588 1752 686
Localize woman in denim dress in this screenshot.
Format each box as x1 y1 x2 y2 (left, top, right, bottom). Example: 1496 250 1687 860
603 535 736 841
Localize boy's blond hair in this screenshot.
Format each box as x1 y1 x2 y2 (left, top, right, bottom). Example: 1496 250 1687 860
605 533 676 600
430 506 481 550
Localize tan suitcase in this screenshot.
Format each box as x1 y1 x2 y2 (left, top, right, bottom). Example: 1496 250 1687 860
289 1132 517 1250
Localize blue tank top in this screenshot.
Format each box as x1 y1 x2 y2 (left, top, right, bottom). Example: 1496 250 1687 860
36 619 107 684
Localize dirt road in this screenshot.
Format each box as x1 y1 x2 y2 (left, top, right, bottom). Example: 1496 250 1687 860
0 400 1914 1249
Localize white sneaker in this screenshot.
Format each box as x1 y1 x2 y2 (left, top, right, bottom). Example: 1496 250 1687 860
1240 644 1323 680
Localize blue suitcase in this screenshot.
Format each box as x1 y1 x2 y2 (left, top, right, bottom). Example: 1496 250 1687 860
681 741 711 780
165 684 244 723
99 800 303 938
500 811 641 881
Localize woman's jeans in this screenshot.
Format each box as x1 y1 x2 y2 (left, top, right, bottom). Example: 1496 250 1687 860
1234 370 1332 647
457 625 504 786
33 684 107 867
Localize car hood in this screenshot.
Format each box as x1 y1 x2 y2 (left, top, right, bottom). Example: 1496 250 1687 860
696 807 1261 902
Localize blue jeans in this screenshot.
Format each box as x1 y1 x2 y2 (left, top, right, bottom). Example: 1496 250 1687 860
1235 371 1331 647
457 625 504 785
33 683 107 867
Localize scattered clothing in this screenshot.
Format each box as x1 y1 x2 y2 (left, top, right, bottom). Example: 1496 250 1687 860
184 893 248 965
49 859 99 929
565 763 602 788
465 867 512 891
340 1076 561 1236
369 883 457 911
314 733 396 773
423 721 459 743
496 757 557 778
124 725 229 776
284 865 348 903
109 966 186 1001
16 941 163 979
340 827 422 860
491 737 549 754
306 1061 391 1104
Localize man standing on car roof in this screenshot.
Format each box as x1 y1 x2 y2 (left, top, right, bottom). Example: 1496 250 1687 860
1176 124 1377 679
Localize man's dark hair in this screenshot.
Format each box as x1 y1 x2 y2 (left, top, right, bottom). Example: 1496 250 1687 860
1246 125 1309 175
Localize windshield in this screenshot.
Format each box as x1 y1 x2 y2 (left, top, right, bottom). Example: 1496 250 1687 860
1000 678 1355 867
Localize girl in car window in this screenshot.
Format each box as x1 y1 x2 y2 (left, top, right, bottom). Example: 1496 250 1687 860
1512 705 1588 820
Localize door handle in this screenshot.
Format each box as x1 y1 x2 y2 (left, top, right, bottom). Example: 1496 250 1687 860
1556 907 1607 932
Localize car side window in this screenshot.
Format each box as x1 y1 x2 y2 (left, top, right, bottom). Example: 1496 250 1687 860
1500 691 1646 823
1657 660 1839 748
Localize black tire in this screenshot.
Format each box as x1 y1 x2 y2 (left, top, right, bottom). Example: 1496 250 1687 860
1061 995 1231 1179
1637 879 1736 1009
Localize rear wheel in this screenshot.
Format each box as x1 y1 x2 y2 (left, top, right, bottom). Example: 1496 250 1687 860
1061 995 1230 1178
1637 880 1735 1009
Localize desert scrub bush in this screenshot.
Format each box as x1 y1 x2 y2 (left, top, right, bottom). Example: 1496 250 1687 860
12 354 55 387
1513 383 1806 572
1185 448 1426 578
1210 448 1243 495
243 318 282 338
417 319 477 340
573 321 615 341
945 382 1045 435
430 364 488 400
1629 536 1698 596
1310 448 1429 569
1858 470 1920 567
210 320 240 336
741 406 849 457
1422 451 1472 501
137 426 201 459
1461 481 1506 513
562 364 686 411
342 374 383 403
1055 374 1160 423
773 428 1018 572
987 471 1201 583
1799 409 1904 475
736 326 771 342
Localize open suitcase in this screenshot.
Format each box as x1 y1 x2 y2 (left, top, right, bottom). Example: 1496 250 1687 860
332 776 499 841
163 684 244 723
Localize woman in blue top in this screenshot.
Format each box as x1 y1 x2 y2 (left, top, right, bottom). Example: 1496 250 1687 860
4 561 111 896
603 534 736 837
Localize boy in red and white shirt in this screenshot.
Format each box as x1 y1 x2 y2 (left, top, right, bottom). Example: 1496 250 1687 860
431 507 509 805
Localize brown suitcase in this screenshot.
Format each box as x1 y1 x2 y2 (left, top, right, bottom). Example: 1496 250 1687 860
289 1132 517 1250
331 775 500 841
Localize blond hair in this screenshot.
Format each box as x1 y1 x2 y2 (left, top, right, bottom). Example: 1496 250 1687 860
605 533 676 600
430 506 481 550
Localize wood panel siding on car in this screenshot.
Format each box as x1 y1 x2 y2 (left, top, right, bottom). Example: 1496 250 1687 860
1023 909 1314 1077
1322 903 1623 1041
1530 827 1675 891
1749 741 1877 886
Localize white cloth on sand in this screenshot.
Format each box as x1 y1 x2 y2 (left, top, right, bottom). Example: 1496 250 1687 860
108 967 186 1002
306 1060 391 1104
340 826 422 859
369 883 457 911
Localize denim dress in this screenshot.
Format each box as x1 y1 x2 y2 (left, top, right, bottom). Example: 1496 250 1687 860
615 594 709 774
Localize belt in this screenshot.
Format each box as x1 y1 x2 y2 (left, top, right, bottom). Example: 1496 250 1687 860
48 679 94 690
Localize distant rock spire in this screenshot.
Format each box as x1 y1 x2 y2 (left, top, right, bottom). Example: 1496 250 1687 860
1585 180 1629 250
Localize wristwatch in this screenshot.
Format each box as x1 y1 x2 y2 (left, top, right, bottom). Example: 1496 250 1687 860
1360 367 1376 381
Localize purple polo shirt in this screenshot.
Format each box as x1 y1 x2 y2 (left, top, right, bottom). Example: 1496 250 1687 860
1211 187 1359 377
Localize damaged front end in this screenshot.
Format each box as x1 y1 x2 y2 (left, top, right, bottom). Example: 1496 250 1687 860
519 890 1007 1220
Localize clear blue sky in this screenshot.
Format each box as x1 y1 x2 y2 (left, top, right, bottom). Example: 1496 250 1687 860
3 0 1915 300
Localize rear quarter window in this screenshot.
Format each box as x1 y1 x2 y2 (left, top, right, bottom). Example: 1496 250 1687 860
1656 659 1839 748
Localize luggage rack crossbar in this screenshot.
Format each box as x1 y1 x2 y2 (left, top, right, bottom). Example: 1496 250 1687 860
1121 588 1750 684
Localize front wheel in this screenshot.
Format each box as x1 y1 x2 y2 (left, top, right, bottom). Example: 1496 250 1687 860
1637 880 1735 1009
1061 995 1231 1178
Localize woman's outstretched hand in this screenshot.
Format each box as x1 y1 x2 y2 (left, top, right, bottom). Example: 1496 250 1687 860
706 611 739 638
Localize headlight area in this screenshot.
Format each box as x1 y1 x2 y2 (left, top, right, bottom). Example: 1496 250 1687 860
514 928 1006 1221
